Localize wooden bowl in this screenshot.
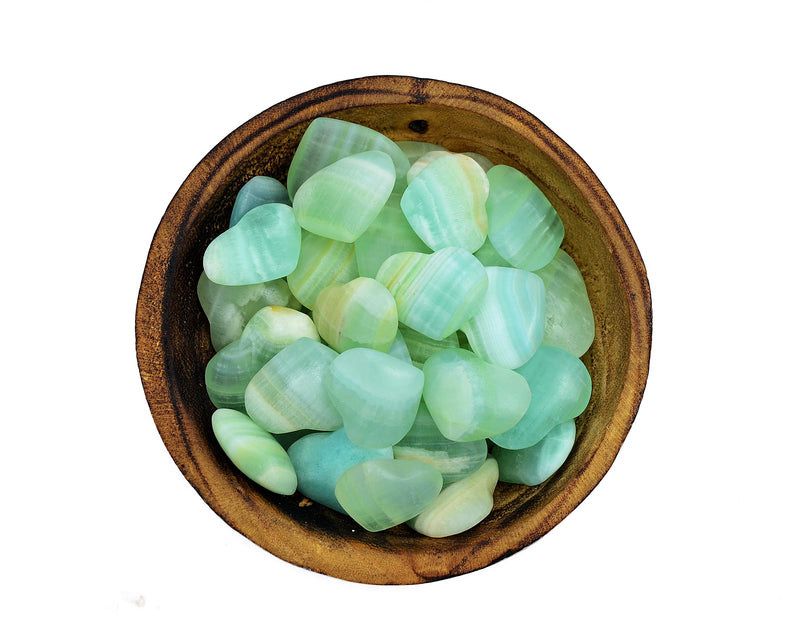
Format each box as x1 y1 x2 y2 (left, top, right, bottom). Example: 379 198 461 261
136 76 652 584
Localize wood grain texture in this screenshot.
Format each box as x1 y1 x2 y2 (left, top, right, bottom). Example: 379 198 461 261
135 76 652 584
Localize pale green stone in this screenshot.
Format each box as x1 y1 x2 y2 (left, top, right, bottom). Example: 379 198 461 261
408 457 498 537
493 420 576 485
401 154 489 252
376 247 488 341
535 249 595 357
230 176 291 227
396 140 448 165
335 459 443 532
244 337 342 433
406 150 452 183
387 330 412 364
491 345 591 450
461 267 545 369
461 152 494 172
287 117 410 199
423 348 531 442
399 326 459 369
286 231 358 309
324 348 424 448
203 203 301 285
486 165 564 271
393 402 487 485
473 238 513 268
354 193 431 278
212 408 297 495
197 272 290 351
205 306 320 412
293 151 395 242
313 277 398 353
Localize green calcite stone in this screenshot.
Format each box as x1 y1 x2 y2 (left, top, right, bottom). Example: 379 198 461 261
399 326 459 369
406 150 453 183
396 140 448 165
287 428 392 514
244 337 342 433
393 402 487 485
493 420 576 485
462 152 493 172
354 193 431 278
486 165 564 271
473 238 513 268
286 117 410 200
293 151 395 242
197 272 290 351
335 459 443 532
230 176 291 227
535 249 595 357
408 457 498 537
313 277 398 353
211 409 297 495
286 231 358 309
203 203 301 286
461 266 546 369
205 306 320 412
400 154 489 252
423 348 531 442
491 345 591 450
387 330 412 364
324 348 424 448
376 247 488 341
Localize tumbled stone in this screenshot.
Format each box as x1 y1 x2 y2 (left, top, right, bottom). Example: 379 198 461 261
396 140 448 165
406 150 453 183
286 231 358 309
493 420 576 485
386 330 412 364
398 326 459 369
461 151 493 172
473 238 513 268
229 176 291 227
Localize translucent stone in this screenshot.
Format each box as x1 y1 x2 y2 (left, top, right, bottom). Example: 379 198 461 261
293 150 395 242
486 165 564 271
287 428 392 513
229 176 291 227
406 150 452 183
197 272 290 351
461 152 494 172
376 247 488 341
335 459 443 532
535 249 595 357
324 348 424 448
205 306 320 412
203 203 301 285
313 277 398 353
393 402 487 485
473 238 513 268
244 337 342 434
491 345 591 450
400 154 489 252
354 193 430 278
423 348 531 442
399 326 459 369
286 231 358 309
386 330 412 364
493 420 576 485
460 266 546 369
287 117 410 200
211 408 297 495
396 140 448 165
408 457 498 537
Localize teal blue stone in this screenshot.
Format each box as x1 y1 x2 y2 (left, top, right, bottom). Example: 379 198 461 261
399 326 459 369
287 429 392 513
230 176 291 227
493 420 576 485
491 345 591 450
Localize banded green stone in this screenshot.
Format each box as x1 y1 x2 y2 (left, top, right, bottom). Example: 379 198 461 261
473 238 513 268
397 140 448 165
286 231 358 309
494 420 576 485
406 150 453 183
461 151 493 172
230 176 291 227
399 326 459 369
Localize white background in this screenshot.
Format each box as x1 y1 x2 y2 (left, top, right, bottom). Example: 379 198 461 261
2 1 798 638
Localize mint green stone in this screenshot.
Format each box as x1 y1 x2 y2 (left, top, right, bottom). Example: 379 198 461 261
462 152 494 172
287 429 392 514
400 154 489 252
197 272 290 351
387 330 412 364
376 247 488 341
399 326 459 369
286 231 358 309
335 459 443 532
354 193 431 278
324 348 424 448
473 238 513 268
393 402 487 485
211 409 297 495
205 306 320 412
493 420 576 485
486 165 564 271
244 338 342 433
293 150 395 242
396 140 448 165
423 348 531 442
535 249 595 357
461 266 545 369
406 150 453 183
230 176 291 227
491 345 591 450
203 203 301 286
287 117 410 199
